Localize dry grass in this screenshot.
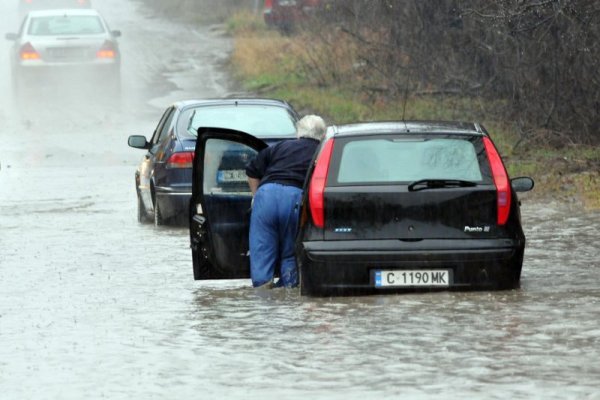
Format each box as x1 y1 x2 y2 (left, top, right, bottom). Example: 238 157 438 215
233 36 293 77
574 172 600 209
228 13 600 210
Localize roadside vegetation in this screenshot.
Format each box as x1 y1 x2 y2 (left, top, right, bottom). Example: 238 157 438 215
139 0 600 209
225 4 599 209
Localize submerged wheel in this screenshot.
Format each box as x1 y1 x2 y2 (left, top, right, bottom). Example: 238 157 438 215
137 193 152 224
154 198 163 226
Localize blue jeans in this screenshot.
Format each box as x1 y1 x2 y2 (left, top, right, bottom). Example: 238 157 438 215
249 183 302 288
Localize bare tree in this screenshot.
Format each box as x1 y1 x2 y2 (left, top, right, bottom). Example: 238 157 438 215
307 0 600 144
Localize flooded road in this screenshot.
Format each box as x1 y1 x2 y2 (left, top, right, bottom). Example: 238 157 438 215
1 1 599 399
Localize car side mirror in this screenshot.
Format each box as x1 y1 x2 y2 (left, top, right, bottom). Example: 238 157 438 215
128 135 150 150
111 30 122 38
5 33 18 41
511 177 535 193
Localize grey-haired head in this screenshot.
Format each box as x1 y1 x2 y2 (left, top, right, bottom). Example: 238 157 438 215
296 115 326 141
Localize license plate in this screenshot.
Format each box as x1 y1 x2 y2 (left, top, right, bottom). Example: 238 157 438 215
217 169 246 183
374 270 450 288
48 47 87 60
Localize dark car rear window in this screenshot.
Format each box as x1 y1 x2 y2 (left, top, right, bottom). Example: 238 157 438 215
28 16 105 36
329 134 491 185
179 105 297 139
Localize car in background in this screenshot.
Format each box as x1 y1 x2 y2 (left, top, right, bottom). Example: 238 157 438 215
5 8 120 97
263 0 320 32
189 121 534 295
18 0 92 20
128 99 299 228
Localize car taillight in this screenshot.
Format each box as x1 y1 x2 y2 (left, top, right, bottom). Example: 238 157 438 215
308 138 335 229
20 43 40 60
483 136 511 225
96 41 116 59
166 152 194 169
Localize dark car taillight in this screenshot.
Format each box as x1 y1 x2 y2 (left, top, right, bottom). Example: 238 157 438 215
483 136 511 226
308 138 335 228
20 42 41 60
166 152 194 169
96 41 117 59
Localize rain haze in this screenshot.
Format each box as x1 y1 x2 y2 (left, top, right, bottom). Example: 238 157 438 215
1 1 599 399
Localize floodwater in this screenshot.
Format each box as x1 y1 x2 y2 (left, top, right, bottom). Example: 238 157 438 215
1 1 599 399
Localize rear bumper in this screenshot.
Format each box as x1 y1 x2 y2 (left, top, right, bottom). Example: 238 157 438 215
298 238 525 296
14 63 120 83
264 6 312 27
155 187 191 221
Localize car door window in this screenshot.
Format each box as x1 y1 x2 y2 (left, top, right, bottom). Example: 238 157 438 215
150 108 175 152
203 138 257 196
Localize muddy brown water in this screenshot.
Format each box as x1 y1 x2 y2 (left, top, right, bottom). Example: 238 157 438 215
1 1 599 399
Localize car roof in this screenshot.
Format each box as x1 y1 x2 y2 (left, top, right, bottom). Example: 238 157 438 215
328 121 487 138
173 98 296 111
27 9 101 17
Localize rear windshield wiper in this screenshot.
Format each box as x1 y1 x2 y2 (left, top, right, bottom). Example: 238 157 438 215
408 179 477 192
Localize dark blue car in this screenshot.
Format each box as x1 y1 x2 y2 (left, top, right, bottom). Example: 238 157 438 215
128 99 299 226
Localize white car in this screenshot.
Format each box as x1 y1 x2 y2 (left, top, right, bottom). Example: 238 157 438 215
5 8 120 96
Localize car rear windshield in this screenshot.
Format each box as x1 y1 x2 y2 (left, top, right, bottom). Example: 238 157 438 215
28 16 105 36
179 105 297 138
330 134 490 185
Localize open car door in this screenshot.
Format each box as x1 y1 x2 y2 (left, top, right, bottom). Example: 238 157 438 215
190 127 268 280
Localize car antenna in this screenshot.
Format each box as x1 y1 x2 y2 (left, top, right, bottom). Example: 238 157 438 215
187 109 196 132
401 64 412 132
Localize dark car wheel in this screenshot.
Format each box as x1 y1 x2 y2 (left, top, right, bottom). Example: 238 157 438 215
299 265 322 297
137 194 152 224
154 198 164 226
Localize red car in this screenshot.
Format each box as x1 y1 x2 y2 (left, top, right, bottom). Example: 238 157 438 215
263 0 320 31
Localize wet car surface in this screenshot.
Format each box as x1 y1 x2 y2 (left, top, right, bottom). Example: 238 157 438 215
1 0 599 399
298 122 534 295
6 8 121 99
263 0 321 32
190 123 535 295
128 99 298 226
